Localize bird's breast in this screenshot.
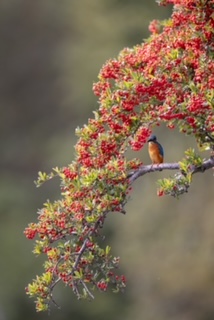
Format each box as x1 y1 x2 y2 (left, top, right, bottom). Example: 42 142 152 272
148 142 164 164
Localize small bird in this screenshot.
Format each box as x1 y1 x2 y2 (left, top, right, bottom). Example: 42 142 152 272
147 134 164 164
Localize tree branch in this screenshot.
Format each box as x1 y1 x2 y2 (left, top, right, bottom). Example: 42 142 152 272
72 238 89 272
128 157 214 184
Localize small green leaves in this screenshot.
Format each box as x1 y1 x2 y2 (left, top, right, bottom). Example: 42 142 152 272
26 273 53 312
35 171 49 186
157 149 204 197
74 269 83 280
35 169 60 187
198 142 211 151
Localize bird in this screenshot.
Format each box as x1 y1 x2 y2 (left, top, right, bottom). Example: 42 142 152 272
147 134 164 164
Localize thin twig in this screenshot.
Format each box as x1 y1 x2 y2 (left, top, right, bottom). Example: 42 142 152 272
80 280 95 299
72 238 89 272
73 280 81 299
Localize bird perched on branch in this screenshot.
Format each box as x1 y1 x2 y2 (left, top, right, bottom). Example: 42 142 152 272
147 134 164 164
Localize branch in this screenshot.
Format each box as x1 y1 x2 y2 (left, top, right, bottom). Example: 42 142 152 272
128 157 214 184
80 280 95 300
72 238 89 272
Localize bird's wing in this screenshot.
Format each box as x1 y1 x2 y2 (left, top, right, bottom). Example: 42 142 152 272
157 142 164 157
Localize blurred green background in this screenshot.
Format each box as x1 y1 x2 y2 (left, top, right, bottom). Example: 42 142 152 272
1 1 214 319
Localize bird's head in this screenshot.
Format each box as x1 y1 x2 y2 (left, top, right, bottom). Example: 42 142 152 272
147 134 157 143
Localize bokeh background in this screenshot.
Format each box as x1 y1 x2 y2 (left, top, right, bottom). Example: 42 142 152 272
1 1 214 319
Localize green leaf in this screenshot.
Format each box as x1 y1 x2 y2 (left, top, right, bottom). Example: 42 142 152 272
105 245 111 255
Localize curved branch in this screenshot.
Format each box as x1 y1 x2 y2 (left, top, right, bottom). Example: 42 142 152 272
128 157 214 184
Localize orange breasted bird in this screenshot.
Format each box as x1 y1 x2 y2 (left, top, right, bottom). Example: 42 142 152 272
147 134 164 164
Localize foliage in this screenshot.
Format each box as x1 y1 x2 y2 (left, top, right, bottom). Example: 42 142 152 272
25 0 214 312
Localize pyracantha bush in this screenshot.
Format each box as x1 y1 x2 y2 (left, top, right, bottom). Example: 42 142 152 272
25 0 214 312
